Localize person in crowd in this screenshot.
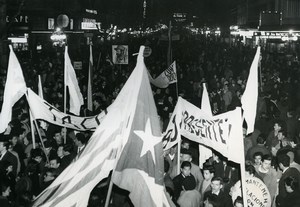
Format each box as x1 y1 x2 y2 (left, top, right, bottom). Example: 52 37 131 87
276 154 300 206
163 159 174 192
41 168 58 191
266 121 284 150
164 145 177 175
252 152 263 171
0 182 12 207
170 149 203 191
57 144 75 170
172 161 195 202
74 133 87 158
177 175 201 207
256 154 278 204
280 176 300 207
181 138 199 166
204 194 221 207
200 164 215 205
222 82 232 112
203 177 233 207
272 129 289 156
246 134 270 162
1 160 16 200
233 196 243 207
48 155 63 176
0 136 18 177
287 150 300 172
7 141 21 176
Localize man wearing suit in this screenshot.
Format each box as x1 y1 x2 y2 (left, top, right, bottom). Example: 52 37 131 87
0 136 18 177
277 154 300 206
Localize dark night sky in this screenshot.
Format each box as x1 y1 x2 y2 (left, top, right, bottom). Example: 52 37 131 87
8 0 239 27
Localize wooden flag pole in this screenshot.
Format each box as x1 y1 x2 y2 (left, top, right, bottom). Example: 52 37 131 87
64 46 67 144
175 62 179 99
104 138 125 207
29 110 36 149
177 140 181 175
26 92 49 164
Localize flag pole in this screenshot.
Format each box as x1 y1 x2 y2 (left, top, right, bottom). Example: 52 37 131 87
177 140 181 175
104 137 126 207
167 20 172 66
26 92 49 164
175 61 179 99
64 45 67 144
29 110 36 149
240 158 247 207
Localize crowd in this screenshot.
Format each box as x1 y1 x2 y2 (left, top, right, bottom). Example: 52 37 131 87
0 32 300 207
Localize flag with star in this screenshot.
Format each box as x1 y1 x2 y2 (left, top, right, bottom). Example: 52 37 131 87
112 47 168 207
32 46 168 207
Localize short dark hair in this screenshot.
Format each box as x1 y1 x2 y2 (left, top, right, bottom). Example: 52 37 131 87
278 154 290 167
211 176 223 185
278 129 287 137
31 148 43 159
256 135 266 144
75 133 86 144
234 196 243 206
253 152 263 159
181 161 191 169
203 164 215 174
262 154 272 162
246 164 256 175
182 176 196 190
284 176 299 191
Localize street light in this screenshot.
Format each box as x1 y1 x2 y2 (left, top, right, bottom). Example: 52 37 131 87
50 27 67 46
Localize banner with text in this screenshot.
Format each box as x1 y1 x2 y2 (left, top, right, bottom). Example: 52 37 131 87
162 97 244 164
26 88 107 131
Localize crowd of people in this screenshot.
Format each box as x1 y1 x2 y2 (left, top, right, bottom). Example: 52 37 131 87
0 32 300 207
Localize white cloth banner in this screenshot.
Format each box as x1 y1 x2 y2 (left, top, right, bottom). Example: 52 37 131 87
26 88 106 131
149 61 177 88
162 97 244 164
64 46 84 115
0 46 27 133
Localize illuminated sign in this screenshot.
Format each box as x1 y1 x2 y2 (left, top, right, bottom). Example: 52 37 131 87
81 22 101 30
6 15 28 23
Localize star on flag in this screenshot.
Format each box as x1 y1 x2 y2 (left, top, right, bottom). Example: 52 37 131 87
134 119 162 164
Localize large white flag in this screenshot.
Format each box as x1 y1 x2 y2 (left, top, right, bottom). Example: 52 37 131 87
163 97 244 164
33 46 168 207
241 47 261 135
64 46 84 115
0 46 27 133
149 61 177 88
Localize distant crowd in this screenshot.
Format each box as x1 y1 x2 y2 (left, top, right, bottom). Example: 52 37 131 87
0 33 300 207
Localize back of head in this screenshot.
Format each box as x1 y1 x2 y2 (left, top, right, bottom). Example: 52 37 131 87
256 134 266 145
182 176 196 191
75 133 86 145
278 154 290 168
